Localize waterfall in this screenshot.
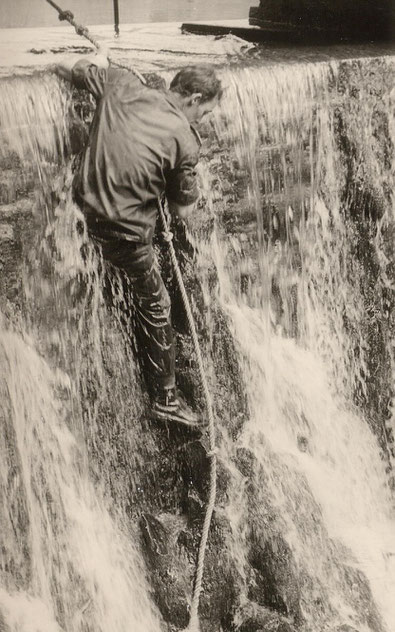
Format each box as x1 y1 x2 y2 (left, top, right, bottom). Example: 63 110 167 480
0 53 394 632
205 59 395 630
0 73 162 632
194 58 395 630
0 324 161 632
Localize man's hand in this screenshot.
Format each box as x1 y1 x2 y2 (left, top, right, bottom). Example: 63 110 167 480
55 49 109 82
54 54 81 81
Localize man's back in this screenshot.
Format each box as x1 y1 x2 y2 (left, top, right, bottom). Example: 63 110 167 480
72 61 199 243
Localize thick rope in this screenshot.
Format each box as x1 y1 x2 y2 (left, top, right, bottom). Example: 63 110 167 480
158 200 217 632
45 0 146 84
44 2 217 623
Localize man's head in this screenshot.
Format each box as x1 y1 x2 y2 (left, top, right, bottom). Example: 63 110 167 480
170 65 223 124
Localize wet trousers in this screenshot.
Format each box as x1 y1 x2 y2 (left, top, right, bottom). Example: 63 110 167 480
87 218 176 393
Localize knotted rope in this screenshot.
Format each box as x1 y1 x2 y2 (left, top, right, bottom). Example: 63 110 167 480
45 1 217 625
45 0 146 84
158 200 217 632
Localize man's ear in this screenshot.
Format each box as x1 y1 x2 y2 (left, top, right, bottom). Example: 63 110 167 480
188 92 203 105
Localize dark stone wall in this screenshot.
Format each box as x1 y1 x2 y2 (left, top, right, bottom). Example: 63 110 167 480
249 0 394 39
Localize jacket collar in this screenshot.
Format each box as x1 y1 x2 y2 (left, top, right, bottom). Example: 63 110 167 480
165 90 202 146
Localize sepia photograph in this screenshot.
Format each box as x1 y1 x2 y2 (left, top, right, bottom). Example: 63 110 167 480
0 1 394 631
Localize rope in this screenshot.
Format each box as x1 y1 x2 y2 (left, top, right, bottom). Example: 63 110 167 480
45 0 146 85
158 200 217 632
45 1 217 623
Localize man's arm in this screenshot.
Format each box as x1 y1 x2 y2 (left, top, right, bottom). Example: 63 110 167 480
55 51 109 83
55 55 82 82
166 148 200 220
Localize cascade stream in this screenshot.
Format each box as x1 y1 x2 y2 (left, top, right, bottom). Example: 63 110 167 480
0 46 394 632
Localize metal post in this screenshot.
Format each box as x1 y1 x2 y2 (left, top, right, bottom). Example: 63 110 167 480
113 0 120 37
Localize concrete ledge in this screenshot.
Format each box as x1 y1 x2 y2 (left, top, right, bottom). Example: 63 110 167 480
183 12 394 44
181 21 304 44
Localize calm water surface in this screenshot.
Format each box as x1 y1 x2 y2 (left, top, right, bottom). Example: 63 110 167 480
0 0 252 29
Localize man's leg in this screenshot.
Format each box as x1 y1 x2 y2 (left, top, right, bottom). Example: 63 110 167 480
130 251 176 394
90 233 199 426
127 248 200 426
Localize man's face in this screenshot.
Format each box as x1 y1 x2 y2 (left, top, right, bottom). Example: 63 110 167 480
183 95 220 125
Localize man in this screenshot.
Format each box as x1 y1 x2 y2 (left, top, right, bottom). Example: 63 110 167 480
57 52 222 427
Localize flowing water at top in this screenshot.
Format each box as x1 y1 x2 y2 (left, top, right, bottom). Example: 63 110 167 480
0 50 394 632
206 60 395 631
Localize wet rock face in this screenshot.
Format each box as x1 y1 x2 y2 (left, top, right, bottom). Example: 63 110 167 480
140 513 192 628
1 58 394 632
333 59 395 453
248 535 302 620
139 509 244 631
0 392 32 593
0 152 36 315
236 602 297 631
195 512 243 631
340 566 386 632
0 197 35 315
234 448 304 625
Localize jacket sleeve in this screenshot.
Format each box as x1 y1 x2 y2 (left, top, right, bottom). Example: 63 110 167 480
71 60 124 100
166 130 200 206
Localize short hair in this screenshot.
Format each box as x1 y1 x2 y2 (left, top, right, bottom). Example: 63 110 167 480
170 65 223 103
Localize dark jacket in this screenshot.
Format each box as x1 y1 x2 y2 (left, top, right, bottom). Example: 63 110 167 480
72 60 200 243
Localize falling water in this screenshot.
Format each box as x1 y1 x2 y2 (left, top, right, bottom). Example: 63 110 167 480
0 322 161 632
0 52 394 632
0 72 162 632
204 60 395 630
